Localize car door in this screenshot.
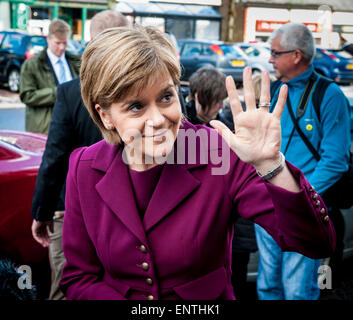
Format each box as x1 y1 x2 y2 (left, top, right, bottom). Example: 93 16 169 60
0 32 7 81
0 33 24 82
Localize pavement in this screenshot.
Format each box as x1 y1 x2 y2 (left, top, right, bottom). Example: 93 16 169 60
0 88 24 109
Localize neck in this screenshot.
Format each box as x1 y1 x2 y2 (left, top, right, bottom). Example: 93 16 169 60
281 63 311 82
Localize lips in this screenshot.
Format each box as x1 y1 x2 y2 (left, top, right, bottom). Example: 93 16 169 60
144 126 172 138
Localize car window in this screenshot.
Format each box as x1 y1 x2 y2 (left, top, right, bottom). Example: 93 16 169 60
182 43 202 56
29 36 46 48
242 46 260 57
315 50 324 59
203 44 218 56
0 33 5 46
219 44 242 57
1 33 25 50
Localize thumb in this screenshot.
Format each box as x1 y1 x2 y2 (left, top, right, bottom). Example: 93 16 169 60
209 120 235 148
209 119 229 134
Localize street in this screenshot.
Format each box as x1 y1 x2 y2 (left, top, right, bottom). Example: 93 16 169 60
0 88 25 131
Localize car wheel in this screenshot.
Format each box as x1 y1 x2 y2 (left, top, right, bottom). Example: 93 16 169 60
8 69 20 92
252 69 261 77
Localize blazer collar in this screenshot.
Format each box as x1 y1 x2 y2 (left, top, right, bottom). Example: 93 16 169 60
92 122 210 240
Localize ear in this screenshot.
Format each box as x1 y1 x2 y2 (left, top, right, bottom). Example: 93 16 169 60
293 49 303 65
95 104 113 130
194 93 201 113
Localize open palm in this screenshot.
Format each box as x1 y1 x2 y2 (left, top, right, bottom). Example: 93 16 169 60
210 67 288 168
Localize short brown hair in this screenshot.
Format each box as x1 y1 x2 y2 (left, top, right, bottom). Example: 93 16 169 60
48 19 71 38
189 66 227 114
80 25 180 144
90 10 129 39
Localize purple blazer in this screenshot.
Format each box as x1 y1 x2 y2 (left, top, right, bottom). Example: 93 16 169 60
60 121 336 300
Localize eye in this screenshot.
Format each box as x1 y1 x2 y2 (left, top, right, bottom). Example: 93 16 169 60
161 92 173 103
128 103 144 113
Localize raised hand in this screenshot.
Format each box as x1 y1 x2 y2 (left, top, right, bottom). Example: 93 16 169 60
210 67 288 174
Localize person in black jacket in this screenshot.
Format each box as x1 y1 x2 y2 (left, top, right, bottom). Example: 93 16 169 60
30 10 129 300
185 66 258 300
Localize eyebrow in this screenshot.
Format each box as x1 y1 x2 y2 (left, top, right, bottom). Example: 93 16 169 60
122 83 175 107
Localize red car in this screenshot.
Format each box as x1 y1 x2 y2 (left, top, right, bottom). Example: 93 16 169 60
0 129 50 297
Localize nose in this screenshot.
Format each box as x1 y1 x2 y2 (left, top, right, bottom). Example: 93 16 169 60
59 43 66 51
147 105 165 128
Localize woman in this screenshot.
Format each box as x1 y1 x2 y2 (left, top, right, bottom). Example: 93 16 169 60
60 25 335 300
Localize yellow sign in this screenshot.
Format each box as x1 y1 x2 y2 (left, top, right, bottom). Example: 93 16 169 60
346 64 353 70
232 60 245 67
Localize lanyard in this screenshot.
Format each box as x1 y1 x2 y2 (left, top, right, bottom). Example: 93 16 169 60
283 72 318 157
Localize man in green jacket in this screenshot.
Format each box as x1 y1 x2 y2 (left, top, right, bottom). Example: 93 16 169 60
20 19 80 134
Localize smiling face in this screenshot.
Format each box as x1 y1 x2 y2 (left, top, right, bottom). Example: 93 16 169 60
96 73 182 171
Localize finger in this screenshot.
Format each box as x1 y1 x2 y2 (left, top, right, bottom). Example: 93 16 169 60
210 120 235 148
225 76 243 118
273 84 288 119
259 71 271 111
243 67 257 110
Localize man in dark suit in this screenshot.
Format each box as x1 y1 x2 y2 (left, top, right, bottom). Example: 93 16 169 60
30 10 129 300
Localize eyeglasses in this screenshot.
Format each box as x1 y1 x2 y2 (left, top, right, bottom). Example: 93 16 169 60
270 50 296 59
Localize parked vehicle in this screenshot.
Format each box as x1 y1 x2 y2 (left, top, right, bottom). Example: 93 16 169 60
234 42 274 76
313 48 353 85
0 31 47 92
0 129 50 297
66 39 85 56
177 39 247 83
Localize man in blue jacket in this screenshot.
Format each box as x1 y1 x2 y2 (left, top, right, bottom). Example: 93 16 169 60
255 23 351 300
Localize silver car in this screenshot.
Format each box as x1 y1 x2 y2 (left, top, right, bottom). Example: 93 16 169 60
234 42 274 77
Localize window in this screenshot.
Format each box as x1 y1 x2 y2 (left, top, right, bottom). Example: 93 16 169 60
1 34 25 50
241 46 260 57
29 36 46 48
219 44 242 57
182 43 202 56
166 18 193 39
195 20 219 41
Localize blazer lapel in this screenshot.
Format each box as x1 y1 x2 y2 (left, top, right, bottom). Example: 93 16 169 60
95 147 148 244
143 163 201 231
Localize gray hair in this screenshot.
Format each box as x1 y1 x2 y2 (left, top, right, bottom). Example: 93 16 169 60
270 23 315 64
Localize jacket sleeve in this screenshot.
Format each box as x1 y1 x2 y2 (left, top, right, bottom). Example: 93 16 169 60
31 83 75 221
19 59 57 108
309 84 351 195
60 148 126 300
227 152 336 259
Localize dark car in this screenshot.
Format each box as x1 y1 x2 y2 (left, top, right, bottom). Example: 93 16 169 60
0 129 50 297
178 39 247 83
313 48 353 85
0 31 47 92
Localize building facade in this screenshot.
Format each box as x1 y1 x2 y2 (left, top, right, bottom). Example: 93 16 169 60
0 0 223 41
221 0 353 48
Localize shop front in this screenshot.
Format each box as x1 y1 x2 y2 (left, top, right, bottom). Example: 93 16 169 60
115 1 223 40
